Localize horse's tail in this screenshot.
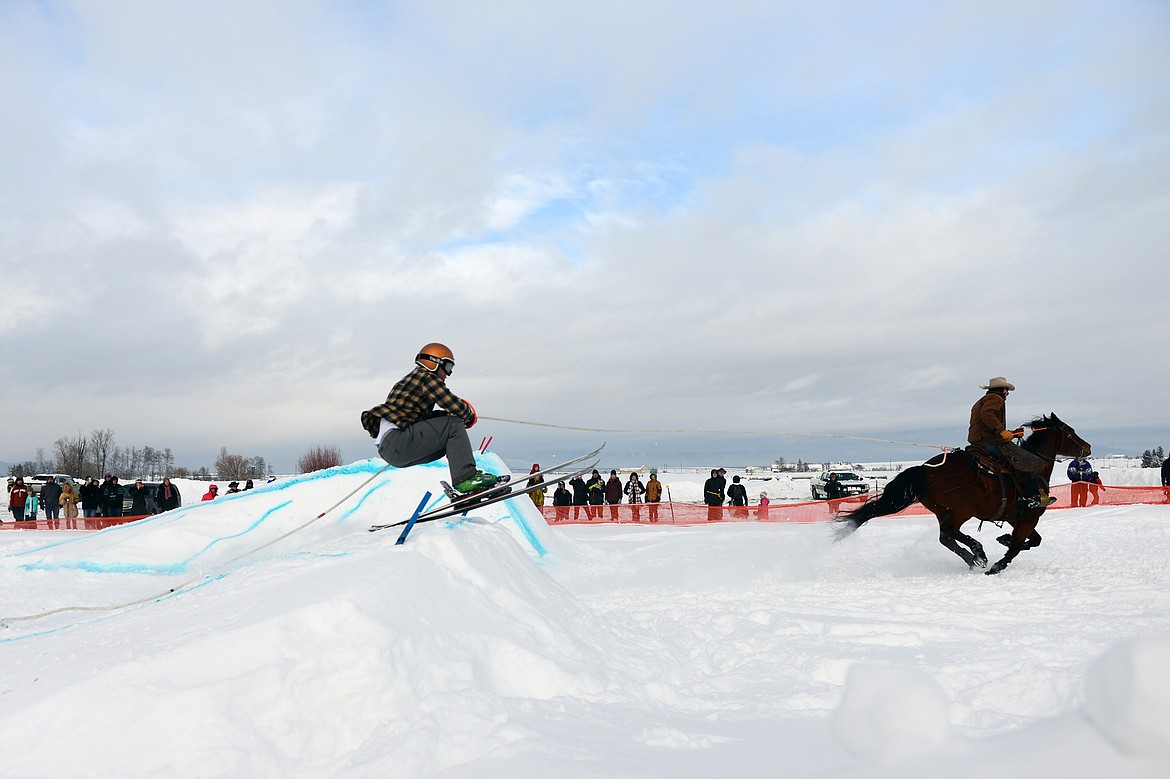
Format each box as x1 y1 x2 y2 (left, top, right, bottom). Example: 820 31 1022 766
833 466 927 540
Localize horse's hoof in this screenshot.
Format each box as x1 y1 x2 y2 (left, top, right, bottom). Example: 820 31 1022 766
996 534 1012 548
986 562 1006 575
973 556 988 568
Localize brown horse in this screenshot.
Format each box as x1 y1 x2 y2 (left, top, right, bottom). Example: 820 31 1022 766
834 414 1091 575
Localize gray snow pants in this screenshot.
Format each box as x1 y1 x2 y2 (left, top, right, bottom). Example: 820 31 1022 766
376 415 477 484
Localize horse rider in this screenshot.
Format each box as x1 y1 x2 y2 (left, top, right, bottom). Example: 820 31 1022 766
967 376 1052 509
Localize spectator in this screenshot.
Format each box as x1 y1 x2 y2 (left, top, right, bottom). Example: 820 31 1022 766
825 473 845 501
1067 455 1092 508
604 469 622 521
225 481 241 495
703 469 724 521
41 476 63 526
202 484 219 501
586 469 605 519
244 479 254 491
26 489 40 522
8 477 29 522
727 475 749 518
757 491 771 519
101 476 123 518
527 464 547 508
156 477 182 512
1163 457 1170 502
60 480 80 529
570 474 589 521
727 475 748 506
624 472 646 521
128 479 151 516
1088 471 1107 506
552 482 571 522
80 478 102 521
645 470 663 523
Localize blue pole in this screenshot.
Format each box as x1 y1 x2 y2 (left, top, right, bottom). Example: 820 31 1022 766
395 491 433 546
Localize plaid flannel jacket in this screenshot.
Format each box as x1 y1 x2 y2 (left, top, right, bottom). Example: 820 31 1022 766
361 366 473 438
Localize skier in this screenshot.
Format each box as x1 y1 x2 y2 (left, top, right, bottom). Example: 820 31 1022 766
361 343 499 497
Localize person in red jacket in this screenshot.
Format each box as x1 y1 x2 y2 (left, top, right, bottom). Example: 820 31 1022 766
201 484 219 501
1087 471 1107 506
7 477 30 522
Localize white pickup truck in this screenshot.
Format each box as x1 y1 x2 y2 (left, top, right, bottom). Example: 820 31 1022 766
810 470 870 500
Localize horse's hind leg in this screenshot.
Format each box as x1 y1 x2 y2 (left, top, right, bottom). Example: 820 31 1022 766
938 530 976 568
936 512 984 569
957 530 987 568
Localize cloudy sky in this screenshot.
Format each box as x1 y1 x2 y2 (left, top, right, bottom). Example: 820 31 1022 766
1 0 1167 473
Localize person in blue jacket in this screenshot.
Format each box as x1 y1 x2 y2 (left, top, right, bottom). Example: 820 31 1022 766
1067 455 1093 507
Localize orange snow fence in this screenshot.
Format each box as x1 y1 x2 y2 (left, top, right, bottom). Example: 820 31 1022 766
537 485 1170 526
3 484 1167 533
0 515 150 531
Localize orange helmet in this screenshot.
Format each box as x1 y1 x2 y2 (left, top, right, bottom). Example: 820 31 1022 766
416 342 455 374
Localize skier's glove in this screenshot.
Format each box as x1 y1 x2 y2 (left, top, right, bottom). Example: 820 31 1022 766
463 400 477 429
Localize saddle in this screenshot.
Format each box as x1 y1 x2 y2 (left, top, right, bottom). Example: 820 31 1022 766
960 446 1043 523
963 445 1013 477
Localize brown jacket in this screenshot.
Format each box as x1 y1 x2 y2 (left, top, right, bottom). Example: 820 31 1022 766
968 391 1008 446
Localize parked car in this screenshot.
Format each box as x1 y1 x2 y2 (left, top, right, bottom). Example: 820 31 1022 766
811 471 870 500
121 481 164 516
27 473 78 495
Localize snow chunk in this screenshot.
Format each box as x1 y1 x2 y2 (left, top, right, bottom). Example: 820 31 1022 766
1085 634 1170 759
832 664 951 763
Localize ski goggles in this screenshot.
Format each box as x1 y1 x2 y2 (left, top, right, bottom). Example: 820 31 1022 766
419 353 456 375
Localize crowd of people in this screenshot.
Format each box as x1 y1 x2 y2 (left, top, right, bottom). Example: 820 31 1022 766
5 475 185 528
530 466 773 523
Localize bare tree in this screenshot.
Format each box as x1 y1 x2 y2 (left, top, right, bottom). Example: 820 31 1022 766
89 428 116 477
298 445 343 473
215 447 250 480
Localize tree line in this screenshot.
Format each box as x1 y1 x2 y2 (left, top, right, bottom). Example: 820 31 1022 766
6 429 271 482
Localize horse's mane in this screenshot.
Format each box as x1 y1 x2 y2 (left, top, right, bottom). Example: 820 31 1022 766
1024 413 1061 430
1021 413 1063 451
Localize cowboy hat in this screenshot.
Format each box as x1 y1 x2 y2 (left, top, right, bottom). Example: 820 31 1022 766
980 376 1015 391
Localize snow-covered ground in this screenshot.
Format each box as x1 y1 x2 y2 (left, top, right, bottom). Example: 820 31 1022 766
1 454 1168 777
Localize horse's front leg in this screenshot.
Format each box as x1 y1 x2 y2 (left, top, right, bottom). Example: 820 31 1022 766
987 514 1040 575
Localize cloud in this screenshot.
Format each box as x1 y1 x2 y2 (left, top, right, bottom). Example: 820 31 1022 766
0 1 1167 470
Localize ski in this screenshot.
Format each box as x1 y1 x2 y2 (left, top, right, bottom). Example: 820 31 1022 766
369 457 600 532
382 443 605 527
